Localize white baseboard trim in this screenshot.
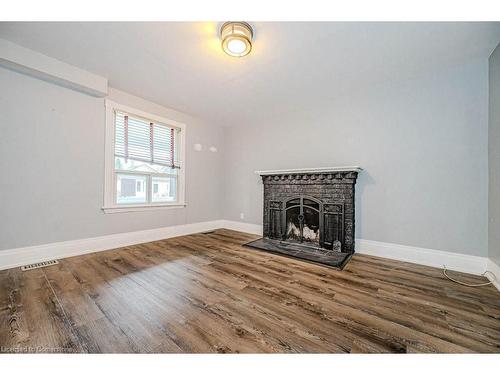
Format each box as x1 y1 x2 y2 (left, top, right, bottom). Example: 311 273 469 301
0 220 224 271
355 238 488 276
486 258 500 291
220 220 263 236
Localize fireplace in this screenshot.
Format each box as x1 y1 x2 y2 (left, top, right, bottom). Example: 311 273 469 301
245 167 362 269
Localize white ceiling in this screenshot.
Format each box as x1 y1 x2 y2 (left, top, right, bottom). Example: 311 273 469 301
1 22 500 126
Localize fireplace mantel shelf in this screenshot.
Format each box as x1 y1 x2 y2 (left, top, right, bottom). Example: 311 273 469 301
255 166 363 176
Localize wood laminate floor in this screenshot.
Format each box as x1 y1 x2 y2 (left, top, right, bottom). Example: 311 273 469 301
0 229 499 353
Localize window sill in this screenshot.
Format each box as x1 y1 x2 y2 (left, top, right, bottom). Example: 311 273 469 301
102 202 187 214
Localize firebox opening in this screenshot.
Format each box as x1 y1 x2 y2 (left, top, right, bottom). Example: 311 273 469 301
285 203 320 244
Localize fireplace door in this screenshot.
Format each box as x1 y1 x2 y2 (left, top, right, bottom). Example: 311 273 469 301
268 196 345 251
282 196 322 245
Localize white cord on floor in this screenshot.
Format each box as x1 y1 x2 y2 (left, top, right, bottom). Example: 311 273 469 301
442 266 497 287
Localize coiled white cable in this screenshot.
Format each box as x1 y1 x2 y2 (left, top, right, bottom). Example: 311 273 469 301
442 266 497 287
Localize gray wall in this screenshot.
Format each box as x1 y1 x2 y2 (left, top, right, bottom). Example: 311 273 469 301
224 59 489 256
0 57 492 258
489 44 500 265
0 68 225 250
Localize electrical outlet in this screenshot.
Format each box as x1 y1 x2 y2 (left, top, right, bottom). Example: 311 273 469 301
240 213 245 220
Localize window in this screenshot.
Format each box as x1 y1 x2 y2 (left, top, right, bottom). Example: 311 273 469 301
103 100 186 213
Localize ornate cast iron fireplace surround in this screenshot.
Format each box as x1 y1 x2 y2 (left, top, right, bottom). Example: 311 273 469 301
245 167 362 269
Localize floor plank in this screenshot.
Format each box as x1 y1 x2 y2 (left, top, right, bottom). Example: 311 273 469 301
0 229 498 353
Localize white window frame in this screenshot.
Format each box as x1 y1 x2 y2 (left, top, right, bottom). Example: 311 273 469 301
102 100 187 213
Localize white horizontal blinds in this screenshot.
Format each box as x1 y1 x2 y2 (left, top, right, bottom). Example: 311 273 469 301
153 124 177 166
114 111 180 168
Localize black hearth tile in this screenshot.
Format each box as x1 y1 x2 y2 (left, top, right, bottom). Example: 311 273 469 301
243 238 352 270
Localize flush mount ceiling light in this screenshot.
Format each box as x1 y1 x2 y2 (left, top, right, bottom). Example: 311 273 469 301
220 22 253 57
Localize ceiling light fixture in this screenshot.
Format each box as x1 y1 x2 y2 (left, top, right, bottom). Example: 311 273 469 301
220 22 253 57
